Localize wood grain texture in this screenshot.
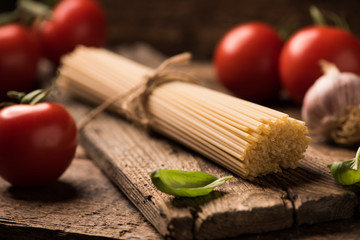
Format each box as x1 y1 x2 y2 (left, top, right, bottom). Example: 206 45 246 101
70 100 293 239
62 95 359 239
266 147 357 225
57 45 360 238
2 58 360 239
0 157 161 240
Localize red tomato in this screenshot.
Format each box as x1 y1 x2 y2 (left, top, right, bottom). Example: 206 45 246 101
214 22 283 102
0 103 78 187
280 26 360 104
0 24 40 100
35 0 107 64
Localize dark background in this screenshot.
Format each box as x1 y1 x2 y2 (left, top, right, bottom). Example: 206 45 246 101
97 0 360 59
1 0 359 60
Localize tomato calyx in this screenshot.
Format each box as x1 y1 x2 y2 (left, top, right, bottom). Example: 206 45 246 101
1 84 55 108
0 0 52 27
309 5 350 32
17 0 53 22
0 11 19 26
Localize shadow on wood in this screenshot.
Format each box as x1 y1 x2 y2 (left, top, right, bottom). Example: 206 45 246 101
4 181 78 203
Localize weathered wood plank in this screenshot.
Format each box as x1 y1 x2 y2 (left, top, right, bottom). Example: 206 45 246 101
264 147 357 225
62 95 359 239
175 62 359 226
64 97 294 240
57 45 359 239
0 157 161 240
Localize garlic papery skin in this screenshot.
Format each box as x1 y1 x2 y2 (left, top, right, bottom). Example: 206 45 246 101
301 60 360 146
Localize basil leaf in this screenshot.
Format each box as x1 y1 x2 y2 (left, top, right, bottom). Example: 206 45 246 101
328 147 360 185
328 160 360 185
150 169 233 197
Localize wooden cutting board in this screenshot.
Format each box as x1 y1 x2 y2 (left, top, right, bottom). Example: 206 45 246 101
62 85 358 240
61 46 360 239
64 97 359 240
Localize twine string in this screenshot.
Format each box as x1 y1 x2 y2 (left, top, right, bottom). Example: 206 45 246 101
77 52 198 131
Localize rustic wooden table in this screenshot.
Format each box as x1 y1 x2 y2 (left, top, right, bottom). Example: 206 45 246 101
0 147 161 240
1 145 360 240
1 45 360 239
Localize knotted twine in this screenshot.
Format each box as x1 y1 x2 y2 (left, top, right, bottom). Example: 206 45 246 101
77 52 199 131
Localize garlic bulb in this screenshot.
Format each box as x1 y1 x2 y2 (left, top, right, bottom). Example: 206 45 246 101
301 60 360 146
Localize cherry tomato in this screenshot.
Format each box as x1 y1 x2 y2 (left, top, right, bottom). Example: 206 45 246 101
0 24 40 100
35 0 107 64
214 22 283 102
0 103 78 187
279 26 360 104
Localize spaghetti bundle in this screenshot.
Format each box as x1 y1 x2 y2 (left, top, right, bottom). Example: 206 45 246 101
58 46 310 179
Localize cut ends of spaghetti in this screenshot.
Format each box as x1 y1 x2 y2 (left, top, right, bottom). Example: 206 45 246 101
241 117 311 179
59 46 311 180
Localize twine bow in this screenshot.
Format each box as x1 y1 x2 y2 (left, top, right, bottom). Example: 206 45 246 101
77 52 199 130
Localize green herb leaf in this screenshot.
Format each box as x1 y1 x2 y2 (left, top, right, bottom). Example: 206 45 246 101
328 147 360 185
150 169 232 197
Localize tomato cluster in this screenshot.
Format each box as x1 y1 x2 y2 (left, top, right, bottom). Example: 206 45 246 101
0 0 107 100
0 0 103 187
214 22 360 104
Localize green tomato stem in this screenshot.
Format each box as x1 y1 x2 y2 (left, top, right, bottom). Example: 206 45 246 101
309 5 327 26
355 147 360 170
18 0 52 21
0 11 19 26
